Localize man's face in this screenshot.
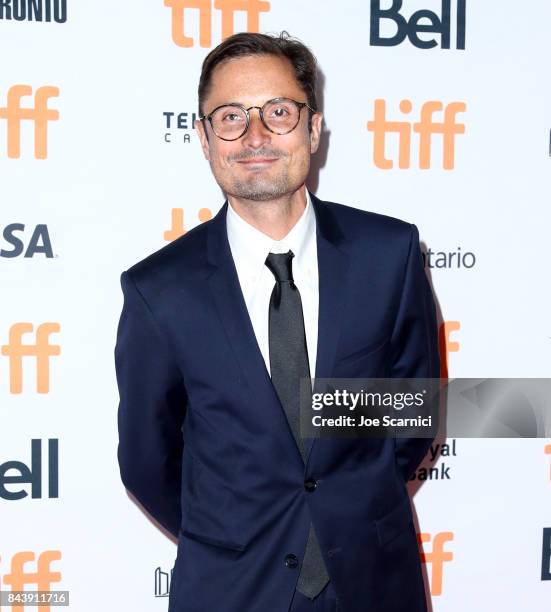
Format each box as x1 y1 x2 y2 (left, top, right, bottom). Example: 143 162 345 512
195 54 322 202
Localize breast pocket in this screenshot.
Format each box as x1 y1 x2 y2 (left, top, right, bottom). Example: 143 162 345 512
333 339 390 378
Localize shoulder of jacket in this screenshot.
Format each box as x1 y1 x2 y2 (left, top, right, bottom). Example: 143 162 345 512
313 195 414 242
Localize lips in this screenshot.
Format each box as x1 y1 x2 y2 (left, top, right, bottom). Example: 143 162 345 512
237 158 278 165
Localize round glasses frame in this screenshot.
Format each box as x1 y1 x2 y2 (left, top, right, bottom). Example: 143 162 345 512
199 97 316 141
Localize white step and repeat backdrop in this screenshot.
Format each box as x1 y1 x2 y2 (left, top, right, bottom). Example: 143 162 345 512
1 1 550 610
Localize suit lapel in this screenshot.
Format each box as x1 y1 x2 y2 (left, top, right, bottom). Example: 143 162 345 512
205 194 350 470
303 192 350 464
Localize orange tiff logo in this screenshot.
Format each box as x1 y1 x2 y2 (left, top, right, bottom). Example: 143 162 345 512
545 444 551 481
419 531 454 596
164 0 270 47
439 321 460 379
1 550 62 612
0 85 59 159
1 323 61 394
367 99 466 169
164 207 213 241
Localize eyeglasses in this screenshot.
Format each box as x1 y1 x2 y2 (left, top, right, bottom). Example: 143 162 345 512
199 97 316 141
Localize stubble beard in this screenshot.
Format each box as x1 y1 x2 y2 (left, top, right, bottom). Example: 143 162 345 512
228 167 292 201
213 148 301 202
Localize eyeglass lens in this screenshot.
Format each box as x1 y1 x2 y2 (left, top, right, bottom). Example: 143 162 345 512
210 99 301 139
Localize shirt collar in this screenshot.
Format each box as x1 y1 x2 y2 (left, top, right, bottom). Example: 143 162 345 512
226 188 315 285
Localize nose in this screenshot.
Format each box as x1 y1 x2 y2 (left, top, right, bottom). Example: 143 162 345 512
241 107 271 149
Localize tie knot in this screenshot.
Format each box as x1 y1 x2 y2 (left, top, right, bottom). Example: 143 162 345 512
265 250 295 283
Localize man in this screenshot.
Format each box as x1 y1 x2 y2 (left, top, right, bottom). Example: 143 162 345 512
115 32 439 612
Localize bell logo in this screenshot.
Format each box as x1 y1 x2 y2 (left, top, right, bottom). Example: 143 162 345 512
1 323 61 394
164 0 270 48
1 550 62 604
419 531 454 595
0 439 59 500
154 565 173 597
370 0 466 50
367 99 466 169
542 528 551 581
0 85 59 159
439 321 460 378
164 207 213 241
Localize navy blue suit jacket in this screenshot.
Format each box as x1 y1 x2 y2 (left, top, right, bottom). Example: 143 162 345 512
115 192 439 612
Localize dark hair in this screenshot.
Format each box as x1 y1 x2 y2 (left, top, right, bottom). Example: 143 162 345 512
198 31 318 118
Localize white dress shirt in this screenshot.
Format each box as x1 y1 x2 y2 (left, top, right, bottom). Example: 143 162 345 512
226 190 319 379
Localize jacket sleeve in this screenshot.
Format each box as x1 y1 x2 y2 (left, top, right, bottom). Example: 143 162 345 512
390 224 440 482
115 270 187 538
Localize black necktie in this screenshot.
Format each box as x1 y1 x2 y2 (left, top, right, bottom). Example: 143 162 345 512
265 250 330 600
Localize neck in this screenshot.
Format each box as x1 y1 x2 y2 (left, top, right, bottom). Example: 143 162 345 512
227 185 307 241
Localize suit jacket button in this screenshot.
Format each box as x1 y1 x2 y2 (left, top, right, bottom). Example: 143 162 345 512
304 478 317 492
284 554 299 569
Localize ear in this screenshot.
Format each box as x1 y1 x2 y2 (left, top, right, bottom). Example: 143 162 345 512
195 118 211 161
309 112 323 154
